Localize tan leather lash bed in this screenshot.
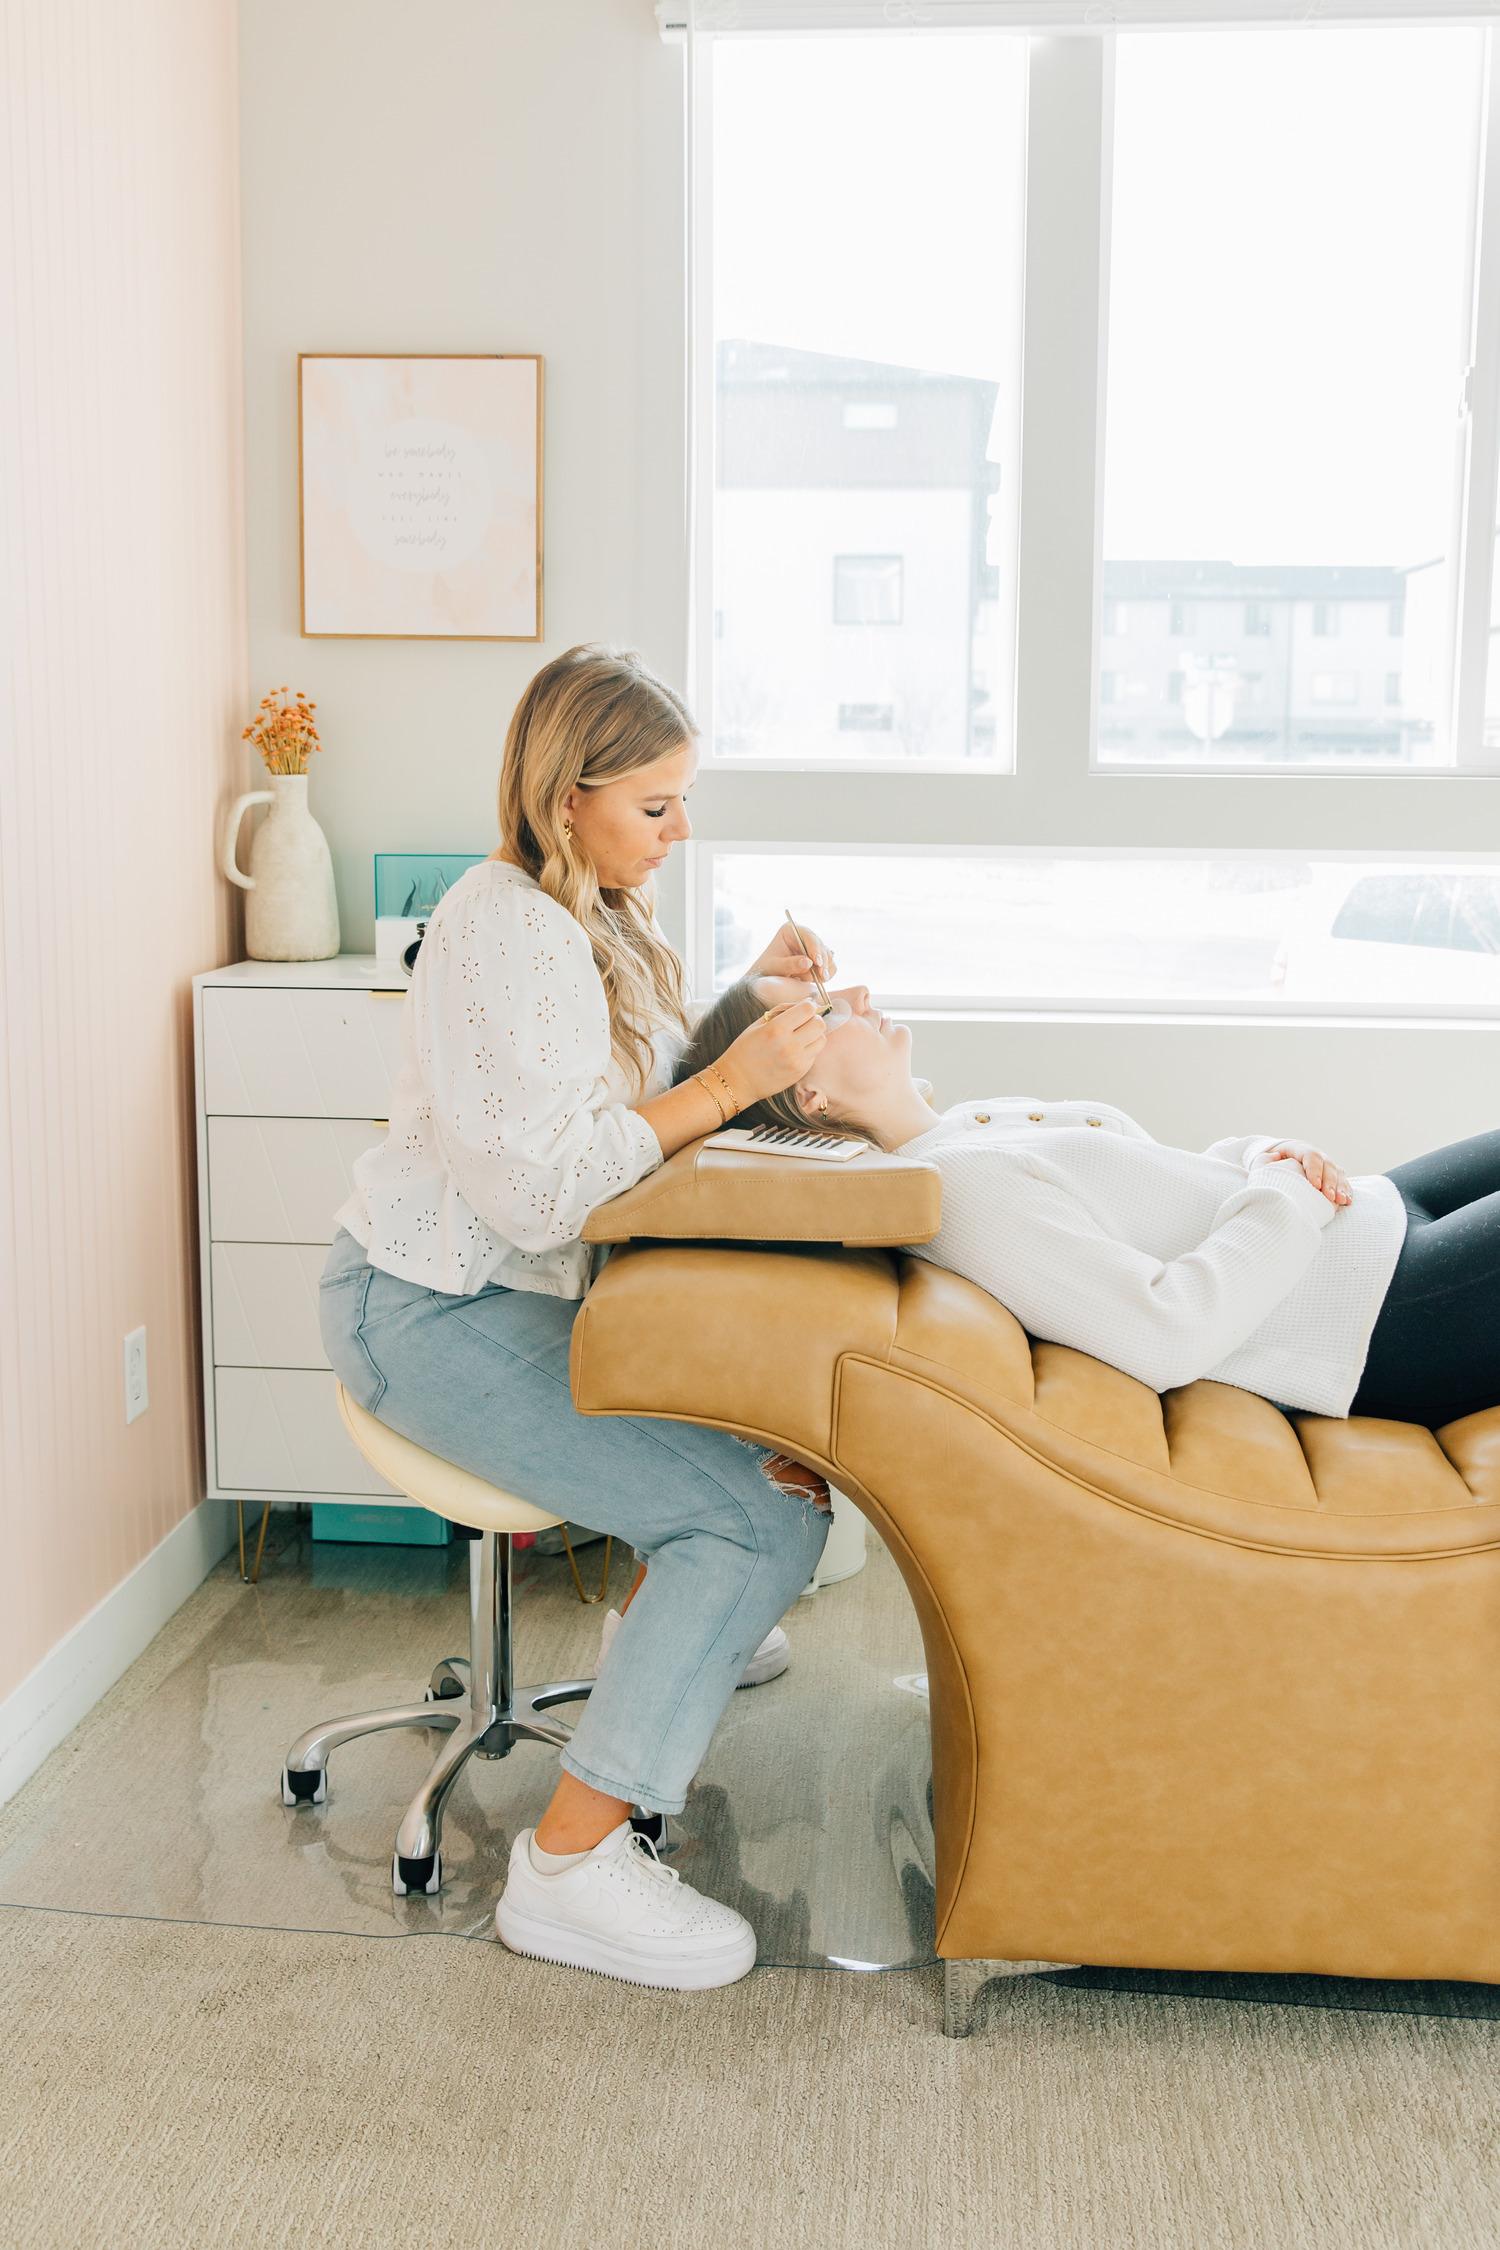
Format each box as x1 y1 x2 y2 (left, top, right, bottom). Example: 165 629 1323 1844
573 1136 1500 1996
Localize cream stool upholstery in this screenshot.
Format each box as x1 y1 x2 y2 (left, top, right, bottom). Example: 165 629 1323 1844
280 1383 600 1894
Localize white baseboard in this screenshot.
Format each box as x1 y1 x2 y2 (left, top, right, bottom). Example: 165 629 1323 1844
0 1499 237 1809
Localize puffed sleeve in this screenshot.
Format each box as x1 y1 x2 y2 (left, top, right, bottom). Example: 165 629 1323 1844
415 880 665 1252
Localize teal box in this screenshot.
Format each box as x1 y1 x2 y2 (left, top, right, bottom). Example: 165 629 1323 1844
311 1503 452 1547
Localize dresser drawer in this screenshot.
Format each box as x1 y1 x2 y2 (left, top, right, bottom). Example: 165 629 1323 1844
214 1367 402 1497
210 1243 334 1367
207 1118 385 1243
201 986 408 1116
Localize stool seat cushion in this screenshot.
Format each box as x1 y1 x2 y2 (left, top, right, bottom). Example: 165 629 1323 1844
334 1384 565 1535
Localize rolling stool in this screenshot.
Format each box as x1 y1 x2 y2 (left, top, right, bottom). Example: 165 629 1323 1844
279 1383 652 1895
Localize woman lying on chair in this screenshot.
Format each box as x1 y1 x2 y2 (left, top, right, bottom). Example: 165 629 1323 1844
677 978 1500 1429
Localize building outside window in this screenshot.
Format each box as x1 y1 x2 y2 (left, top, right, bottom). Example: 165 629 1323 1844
833 552 904 627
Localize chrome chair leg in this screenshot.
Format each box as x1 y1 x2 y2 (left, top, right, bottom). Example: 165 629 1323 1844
394 1717 492 1876
280 1524 608 1892
283 1699 460 1798
426 1657 469 1701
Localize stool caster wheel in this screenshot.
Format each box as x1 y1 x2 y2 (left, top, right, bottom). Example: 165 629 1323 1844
423 1681 464 1702
393 1849 441 1896
280 1766 327 1806
629 1811 667 1850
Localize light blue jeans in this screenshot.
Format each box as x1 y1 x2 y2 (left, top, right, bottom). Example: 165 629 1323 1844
318 1227 830 1815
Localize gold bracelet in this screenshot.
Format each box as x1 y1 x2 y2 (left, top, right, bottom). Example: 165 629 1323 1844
693 1069 733 1126
701 1061 742 1119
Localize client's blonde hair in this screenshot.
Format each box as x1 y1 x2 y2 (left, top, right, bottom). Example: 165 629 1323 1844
497 643 695 1096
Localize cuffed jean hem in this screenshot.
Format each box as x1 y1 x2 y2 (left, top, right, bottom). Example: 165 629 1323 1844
556 1745 689 1819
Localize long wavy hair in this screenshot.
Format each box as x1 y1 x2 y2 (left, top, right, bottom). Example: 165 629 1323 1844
496 643 696 1096
673 978 881 1146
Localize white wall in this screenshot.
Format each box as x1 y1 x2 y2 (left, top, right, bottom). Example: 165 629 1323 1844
238 0 689 953
239 3 1496 1181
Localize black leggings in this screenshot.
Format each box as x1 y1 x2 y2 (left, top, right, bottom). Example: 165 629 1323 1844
1350 1130 1500 1427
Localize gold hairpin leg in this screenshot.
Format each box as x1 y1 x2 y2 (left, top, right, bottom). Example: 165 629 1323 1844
559 1527 614 1606
236 1500 273 1585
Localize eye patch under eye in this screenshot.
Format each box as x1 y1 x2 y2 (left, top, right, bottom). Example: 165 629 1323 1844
818 999 853 1026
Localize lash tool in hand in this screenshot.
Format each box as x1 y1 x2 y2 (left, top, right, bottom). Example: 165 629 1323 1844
782 908 841 1020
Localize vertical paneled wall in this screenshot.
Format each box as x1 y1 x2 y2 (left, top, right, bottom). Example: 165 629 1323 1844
0 0 248 1702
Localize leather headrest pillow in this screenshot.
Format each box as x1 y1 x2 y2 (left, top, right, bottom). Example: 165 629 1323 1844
582 1134 942 1248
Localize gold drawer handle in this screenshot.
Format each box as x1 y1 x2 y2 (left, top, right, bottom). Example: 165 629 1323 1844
370 987 408 999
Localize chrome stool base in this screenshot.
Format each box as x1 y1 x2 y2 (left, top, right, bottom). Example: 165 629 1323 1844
279 1525 598 1895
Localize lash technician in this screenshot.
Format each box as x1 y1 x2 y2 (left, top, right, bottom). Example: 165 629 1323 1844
320 644 837 1994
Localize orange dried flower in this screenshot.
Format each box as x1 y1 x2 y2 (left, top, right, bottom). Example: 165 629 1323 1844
242 685 324 776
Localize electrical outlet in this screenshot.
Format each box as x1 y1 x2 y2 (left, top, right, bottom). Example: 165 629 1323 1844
124 1326 148 1424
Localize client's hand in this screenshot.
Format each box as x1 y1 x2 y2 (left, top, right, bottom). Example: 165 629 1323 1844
747 922 838 986
719 999 828 1108
1252 1140 1352 1206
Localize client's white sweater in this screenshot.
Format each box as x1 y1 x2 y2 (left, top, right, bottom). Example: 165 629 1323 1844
894 1098 1408 1416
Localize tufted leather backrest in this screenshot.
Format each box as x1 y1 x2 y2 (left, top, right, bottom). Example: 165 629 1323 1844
572 1239 1500 1560
885 1254 1500 1550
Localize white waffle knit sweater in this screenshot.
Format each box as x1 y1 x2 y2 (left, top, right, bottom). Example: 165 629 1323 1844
894 1098 1408 1417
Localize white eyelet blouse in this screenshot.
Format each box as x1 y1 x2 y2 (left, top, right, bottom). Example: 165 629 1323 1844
334 858 687 1299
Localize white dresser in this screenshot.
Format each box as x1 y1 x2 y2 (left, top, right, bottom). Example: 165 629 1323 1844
193 955 409 1513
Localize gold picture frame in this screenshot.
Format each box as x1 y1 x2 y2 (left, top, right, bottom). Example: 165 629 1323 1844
297 352 543 641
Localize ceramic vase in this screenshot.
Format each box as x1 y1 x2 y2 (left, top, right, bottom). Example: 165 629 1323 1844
222 772 340 961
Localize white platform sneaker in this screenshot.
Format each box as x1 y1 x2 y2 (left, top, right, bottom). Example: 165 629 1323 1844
495 1821 757 1991
595 1606 790 1689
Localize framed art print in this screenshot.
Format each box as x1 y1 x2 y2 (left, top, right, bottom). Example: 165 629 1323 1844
298 353 543 639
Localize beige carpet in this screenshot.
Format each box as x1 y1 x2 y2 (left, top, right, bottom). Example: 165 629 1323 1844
3 1901 1497 2250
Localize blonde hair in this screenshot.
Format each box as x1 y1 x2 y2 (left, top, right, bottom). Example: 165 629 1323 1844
675 978 880 1145
497 643 696 1096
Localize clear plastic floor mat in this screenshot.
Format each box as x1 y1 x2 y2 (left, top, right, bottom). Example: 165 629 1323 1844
0 1522 936 1969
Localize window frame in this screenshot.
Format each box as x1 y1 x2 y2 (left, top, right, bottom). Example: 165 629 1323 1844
682 24 1500 1016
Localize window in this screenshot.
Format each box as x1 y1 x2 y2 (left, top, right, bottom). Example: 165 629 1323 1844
1097 25 1481 769
705 31 1026 766
842 401 898 432
701 849 1500 1013
833 554 903 627
688 17 1500 1022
